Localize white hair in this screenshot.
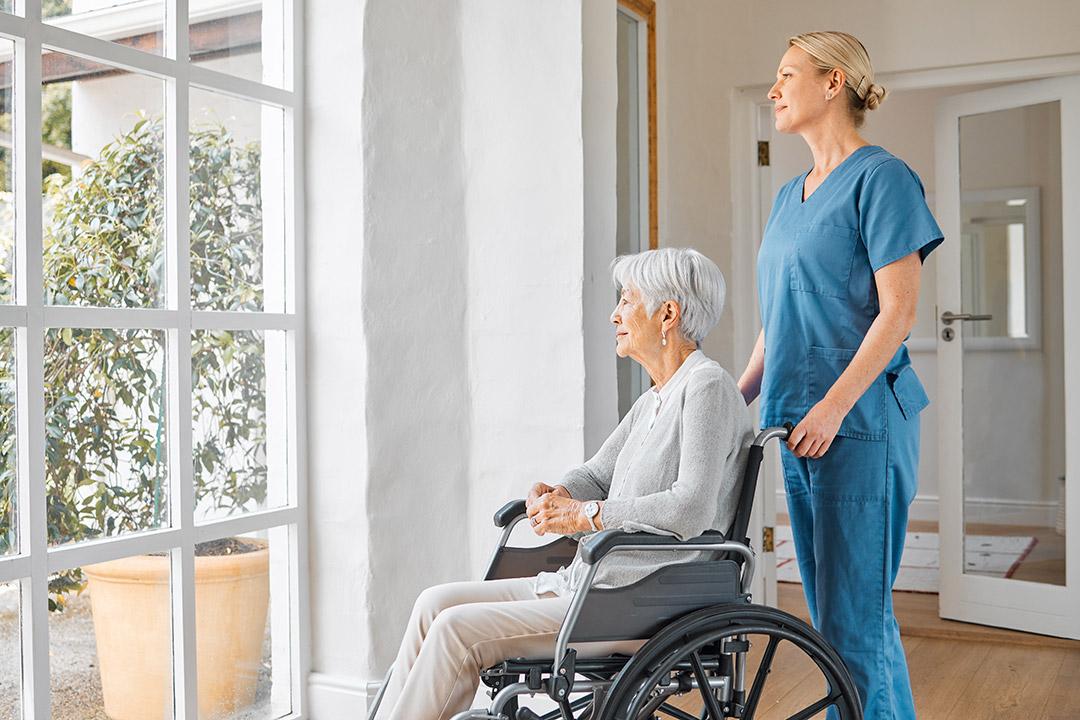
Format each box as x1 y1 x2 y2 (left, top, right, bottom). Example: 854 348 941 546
611 248 726 345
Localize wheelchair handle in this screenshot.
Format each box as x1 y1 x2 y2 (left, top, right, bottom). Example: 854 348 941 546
493 499 527 528
728 424 792 547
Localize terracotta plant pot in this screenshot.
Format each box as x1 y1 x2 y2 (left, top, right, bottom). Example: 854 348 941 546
82 539 270 720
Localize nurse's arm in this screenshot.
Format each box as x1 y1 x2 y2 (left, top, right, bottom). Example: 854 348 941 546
789 252 922 458
737 328 766 405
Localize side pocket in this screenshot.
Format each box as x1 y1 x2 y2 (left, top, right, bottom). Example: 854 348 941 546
808 345 887 441
888 365 930 420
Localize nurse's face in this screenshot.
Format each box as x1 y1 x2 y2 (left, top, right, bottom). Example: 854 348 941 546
768 45 831 134
611 285 661 359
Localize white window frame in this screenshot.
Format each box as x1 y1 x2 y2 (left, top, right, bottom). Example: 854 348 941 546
0 1 308 718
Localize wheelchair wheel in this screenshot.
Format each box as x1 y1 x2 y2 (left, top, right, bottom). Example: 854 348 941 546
598 604 862 720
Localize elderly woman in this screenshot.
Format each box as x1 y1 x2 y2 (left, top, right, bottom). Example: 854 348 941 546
374 247 754 720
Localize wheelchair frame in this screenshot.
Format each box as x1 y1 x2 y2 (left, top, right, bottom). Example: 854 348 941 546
368 426 863 720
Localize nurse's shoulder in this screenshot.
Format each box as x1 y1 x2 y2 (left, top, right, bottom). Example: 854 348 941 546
856 146 927 192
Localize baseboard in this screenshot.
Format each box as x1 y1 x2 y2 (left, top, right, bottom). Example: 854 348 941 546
307 672 524 719
308 672 373 719
775 490 1058 527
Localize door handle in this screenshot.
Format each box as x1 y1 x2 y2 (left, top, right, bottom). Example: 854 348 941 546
940 311 994 325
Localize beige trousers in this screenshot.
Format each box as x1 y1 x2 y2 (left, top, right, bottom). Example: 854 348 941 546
373 577 568 720
373 577 642 720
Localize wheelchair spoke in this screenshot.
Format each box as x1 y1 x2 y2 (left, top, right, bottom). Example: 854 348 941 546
689 650 725 720
742 635 780 718
786 692 841 720
656 703 700 720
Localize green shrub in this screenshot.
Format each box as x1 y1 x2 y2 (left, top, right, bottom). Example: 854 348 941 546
0 115 268 610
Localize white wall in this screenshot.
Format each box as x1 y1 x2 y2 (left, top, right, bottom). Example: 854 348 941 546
460 0 596 576
306 1 609 716
305 1 374 714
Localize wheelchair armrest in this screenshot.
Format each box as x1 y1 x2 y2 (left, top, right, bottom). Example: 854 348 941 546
579 528 726 565
493 499 527 528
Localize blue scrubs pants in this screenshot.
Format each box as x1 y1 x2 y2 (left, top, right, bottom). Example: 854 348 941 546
780 386 919 720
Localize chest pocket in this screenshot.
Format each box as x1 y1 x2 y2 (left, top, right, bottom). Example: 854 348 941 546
790 225 859 298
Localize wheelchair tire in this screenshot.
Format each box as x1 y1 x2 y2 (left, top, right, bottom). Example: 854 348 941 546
598 603 863 720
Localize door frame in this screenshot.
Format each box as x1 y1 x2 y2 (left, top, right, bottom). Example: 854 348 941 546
730 52 1080 610
935 75 1080 638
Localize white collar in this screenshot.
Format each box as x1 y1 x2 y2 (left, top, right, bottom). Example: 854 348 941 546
650 349 708 406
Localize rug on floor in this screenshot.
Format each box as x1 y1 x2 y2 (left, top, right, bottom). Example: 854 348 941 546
774 525 1038 593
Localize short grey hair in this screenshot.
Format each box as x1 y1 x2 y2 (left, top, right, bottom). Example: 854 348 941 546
611 248 726 345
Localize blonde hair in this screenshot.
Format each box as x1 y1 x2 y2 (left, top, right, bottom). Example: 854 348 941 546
788 31 886 127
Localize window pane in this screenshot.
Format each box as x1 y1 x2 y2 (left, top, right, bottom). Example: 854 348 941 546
50 556 174 719
190 2 285 87
193 330 288 523
0 40 14 305
42 51 165 308
44 1 165 56
190 88 284 312
0 328 15 558
45 328 169 547
195 526 291 719
0 579 21 719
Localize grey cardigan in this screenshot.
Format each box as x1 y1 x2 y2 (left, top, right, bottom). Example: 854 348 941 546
534 351 755 596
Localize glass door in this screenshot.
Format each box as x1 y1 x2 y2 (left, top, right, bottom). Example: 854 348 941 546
936 76 1080 637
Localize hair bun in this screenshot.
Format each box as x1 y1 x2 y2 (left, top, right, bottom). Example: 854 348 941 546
864 83 887 111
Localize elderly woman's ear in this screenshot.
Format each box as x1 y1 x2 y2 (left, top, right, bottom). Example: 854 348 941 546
659 300 682 335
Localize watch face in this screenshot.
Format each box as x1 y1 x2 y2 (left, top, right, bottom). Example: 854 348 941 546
585 501 599 517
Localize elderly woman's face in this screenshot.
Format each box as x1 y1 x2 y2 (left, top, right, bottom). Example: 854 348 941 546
610 285 660 359
768 45 830 134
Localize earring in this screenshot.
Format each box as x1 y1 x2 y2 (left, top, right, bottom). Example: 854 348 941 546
661 331 667 347
826 92 833 100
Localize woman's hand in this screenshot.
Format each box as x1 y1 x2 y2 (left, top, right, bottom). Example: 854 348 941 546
526 494 592 536
788 397 847 458
525 482 570 512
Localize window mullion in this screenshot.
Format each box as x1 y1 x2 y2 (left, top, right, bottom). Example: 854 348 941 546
14 2 49 718
166 1 196 718
282 1 309 713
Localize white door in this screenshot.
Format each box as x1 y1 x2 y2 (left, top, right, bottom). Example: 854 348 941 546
936 76 1080 638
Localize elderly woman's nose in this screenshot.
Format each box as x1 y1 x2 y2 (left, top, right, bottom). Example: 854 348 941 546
768 82 781 100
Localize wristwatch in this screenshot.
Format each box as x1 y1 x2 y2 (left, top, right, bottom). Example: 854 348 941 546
582 501 601 531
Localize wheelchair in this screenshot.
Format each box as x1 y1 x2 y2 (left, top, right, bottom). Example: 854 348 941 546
368 426 863 720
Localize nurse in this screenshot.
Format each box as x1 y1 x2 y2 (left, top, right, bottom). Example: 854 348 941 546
737 31 943 720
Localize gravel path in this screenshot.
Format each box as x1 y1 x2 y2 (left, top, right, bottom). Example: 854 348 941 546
0 585 276 720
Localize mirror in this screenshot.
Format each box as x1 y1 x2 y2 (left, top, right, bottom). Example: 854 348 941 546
960 189 1040 345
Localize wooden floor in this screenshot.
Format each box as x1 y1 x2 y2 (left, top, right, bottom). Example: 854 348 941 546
664 518 1080 718
669 629 1080 719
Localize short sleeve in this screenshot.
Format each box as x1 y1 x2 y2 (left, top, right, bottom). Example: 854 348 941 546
859 158 944 272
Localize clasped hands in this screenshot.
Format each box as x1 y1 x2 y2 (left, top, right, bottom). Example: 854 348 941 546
524 482 596 536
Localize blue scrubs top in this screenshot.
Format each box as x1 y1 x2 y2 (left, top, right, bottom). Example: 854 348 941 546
757 145 944 441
